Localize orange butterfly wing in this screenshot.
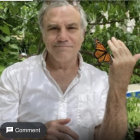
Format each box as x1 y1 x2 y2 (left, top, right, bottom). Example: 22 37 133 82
94 50 105 59
104 53 111 62
94 39 112 63
95 39 107 51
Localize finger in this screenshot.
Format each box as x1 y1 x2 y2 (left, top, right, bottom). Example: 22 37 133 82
117 39 126 48
46 135 57 140
117 40 132 56
63 134 72 140
46 118 71 129
57 118 71 125
58 125 79 140
47 126 72 140
111 37 130 57
59 133 71 140
134 54 140 62
111 37 120 48
52 130 71 140
107 40 118 57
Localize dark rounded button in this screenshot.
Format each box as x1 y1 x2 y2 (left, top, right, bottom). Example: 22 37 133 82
0 122 46 139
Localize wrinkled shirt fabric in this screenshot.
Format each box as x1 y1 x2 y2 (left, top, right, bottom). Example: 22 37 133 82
0 50 109 140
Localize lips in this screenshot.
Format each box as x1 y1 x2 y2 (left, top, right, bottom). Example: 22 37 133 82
54 43 72 48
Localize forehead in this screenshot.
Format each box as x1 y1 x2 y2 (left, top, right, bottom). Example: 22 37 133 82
43 5 81 25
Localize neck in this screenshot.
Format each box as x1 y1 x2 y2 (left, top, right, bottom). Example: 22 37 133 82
46 53 79 71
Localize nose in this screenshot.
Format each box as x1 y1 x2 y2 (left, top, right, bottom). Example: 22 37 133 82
57 28 68 41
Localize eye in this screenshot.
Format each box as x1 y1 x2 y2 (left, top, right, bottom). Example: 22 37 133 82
48 27 59 31
50 27 57 30
68 26 77 30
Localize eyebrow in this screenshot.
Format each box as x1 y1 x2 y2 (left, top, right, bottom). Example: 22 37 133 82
46 23 79 28
67 23 79 27
46 24 58 29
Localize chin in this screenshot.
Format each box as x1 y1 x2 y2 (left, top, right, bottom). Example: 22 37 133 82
56 53 74 61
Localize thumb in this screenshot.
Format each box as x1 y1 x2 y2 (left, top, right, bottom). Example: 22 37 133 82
57 118 71 125
134 54 140 62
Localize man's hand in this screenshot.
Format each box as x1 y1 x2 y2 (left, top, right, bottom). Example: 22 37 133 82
108 37 140 92
45 118 79 140
94 37 140 140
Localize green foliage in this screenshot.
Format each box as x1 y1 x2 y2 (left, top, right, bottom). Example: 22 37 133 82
0 1 42 71
126 96 140 140
80 1 140 83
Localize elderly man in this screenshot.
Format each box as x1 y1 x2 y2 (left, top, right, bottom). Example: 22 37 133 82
0 1 140 140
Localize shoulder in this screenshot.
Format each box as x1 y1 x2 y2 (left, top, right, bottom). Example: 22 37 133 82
1 55 41 78
7 55 40 69
80 62 109 91
81 62 108 80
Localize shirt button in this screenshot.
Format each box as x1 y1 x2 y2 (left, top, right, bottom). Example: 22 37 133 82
61 97 65 101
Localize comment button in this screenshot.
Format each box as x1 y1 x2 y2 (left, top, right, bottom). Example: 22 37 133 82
0 122 46 138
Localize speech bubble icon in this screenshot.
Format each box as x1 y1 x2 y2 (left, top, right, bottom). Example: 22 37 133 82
6 127 13 133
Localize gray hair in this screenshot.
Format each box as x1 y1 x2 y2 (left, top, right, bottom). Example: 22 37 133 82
38 0 88 33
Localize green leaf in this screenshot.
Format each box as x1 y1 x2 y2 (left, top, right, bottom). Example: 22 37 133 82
0 35 10 42
0 25 10 35
9 44 19 50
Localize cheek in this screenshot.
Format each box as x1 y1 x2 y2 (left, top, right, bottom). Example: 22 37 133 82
43 34 54 45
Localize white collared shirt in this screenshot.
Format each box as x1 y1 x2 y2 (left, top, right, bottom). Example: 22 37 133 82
0 51 109 140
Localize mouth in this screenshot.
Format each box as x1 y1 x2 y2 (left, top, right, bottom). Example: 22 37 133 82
54 43 72 48
56 46 70 48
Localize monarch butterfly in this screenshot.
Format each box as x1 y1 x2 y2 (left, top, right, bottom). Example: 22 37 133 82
94 39 112 64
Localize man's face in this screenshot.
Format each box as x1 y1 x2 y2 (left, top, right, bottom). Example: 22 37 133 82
42 5 84 61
